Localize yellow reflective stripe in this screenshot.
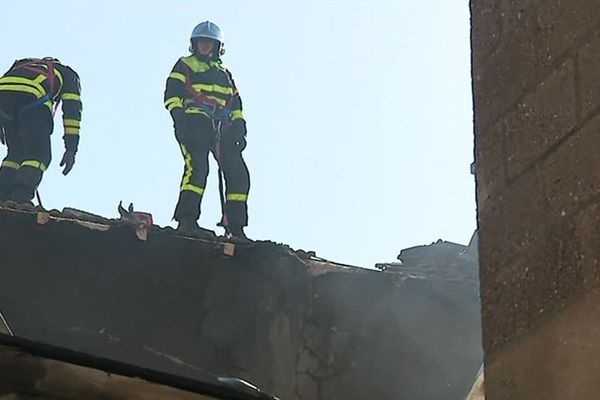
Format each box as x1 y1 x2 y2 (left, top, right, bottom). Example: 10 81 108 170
33 74 46 84
181 184 205 195
21 160 47 172
181 145 193 187
226 193 248 201
4 76 45 93
169 72 186 83
63 118 80 128
64 127 80 135
212 85 234 95
165 97 183 107
165 97 180 105
1 160 20 170
181 56 210 73
191 83 234 96
231 110 244 120
62 92 81 101
167 104 183 111
208 96 227 106
191 84 233 96
0 84 44 98
165 97 183 111
0 77 45 95
31 66 63 87
179 145 205 196
168 103 184 111
184 108 208 114
55 68 64 88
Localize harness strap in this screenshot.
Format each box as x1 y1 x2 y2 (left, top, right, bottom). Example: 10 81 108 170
13 58 57 93
11 58 60 116
179 60 239 230
181 62 232 122
18 94 52 115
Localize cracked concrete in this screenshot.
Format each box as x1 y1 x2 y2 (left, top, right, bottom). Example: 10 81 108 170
0 208 481 399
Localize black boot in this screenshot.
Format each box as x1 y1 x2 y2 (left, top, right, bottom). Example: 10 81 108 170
177 219 201 233
228 226 249 241
0 169 17 203
8 185 34 206
177 219 215 239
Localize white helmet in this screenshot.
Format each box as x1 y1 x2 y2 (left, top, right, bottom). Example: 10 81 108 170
190 21 225 56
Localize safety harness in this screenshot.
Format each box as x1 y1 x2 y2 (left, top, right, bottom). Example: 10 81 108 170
180 61 237 230
1 58 61 120
180 62 234 125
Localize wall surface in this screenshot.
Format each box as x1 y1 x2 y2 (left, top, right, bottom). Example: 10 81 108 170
472 1 600 398
0 207 481 400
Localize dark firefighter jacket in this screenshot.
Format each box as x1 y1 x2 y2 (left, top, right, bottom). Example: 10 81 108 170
164 55 244 123
0 58 82 149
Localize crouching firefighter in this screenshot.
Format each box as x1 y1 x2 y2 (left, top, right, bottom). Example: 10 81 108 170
164 21 250 239
0 57 82 204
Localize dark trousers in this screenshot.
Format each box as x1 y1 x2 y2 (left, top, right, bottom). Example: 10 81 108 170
0 93 53 203
174 114 250 229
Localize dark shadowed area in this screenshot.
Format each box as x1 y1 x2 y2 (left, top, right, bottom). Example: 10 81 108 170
0 205 481 399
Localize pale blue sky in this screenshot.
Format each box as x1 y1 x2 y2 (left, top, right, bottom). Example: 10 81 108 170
1 0 475 267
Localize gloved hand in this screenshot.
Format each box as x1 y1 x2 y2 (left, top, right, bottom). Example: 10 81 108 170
227 119 247 151
59 149 76 175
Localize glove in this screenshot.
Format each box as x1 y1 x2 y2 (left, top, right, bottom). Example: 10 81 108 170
227 119 247 151
59 149 76 175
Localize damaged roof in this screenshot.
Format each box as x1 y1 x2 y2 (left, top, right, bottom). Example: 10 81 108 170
0 333 279 400
375 235 479 285
0 201 360 273
0 202 482 399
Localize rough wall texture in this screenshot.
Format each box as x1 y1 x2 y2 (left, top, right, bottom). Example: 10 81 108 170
472 1 600 398
0 207 481 400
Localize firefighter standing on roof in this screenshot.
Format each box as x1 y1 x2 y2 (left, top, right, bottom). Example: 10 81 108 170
164 21 250 239
0 58 82 204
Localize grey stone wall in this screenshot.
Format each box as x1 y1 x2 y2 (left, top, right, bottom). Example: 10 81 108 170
472 1 600 398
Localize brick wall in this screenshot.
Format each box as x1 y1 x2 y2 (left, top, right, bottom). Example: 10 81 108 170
472 1 600 398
